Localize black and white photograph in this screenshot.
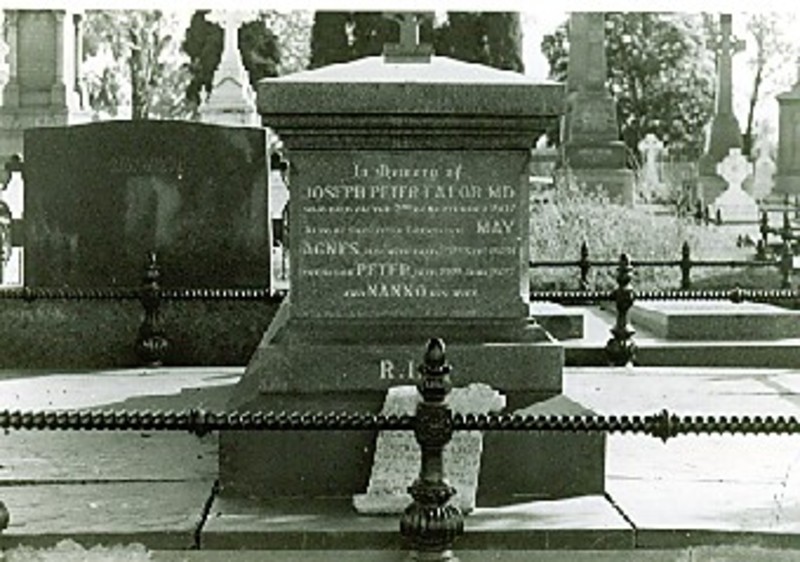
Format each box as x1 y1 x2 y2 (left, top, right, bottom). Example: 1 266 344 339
1 0 799 560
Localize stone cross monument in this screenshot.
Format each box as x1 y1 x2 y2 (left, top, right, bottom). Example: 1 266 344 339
559 12 634 205
199 10 259 127
698 13 746 205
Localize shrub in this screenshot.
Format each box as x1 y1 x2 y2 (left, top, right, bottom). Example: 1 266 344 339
529 180 737 291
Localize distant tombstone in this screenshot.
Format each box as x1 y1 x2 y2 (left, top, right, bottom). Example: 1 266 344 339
775 56 800 195
353 383 505 514
711 148 758 224
199 10 258 127
752 148 776 202
560 12 634 204
698 13 746 205
24 121 270 287
637 133 665 201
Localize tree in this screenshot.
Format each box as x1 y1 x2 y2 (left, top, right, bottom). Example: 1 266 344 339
309 12 351 68
82 10 192 120
742 13 797 157
436 12 524 72
261 11 312 75
308 11 522 73
541 13 716 164
183 11 311 108
181 11 222 110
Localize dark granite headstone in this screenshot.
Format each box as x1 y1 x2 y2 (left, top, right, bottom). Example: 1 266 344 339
24 121 269 287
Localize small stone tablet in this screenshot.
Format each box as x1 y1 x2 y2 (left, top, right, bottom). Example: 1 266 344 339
353 383 505 514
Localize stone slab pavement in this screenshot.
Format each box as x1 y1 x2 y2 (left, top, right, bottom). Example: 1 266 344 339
2 364 800 557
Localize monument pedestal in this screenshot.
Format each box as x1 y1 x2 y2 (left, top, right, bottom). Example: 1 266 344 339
220 32 605 506
220 298 606 502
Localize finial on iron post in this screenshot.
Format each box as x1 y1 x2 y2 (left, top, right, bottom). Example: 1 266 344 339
579 241 590 291
605 253 636 366
756 239 766 261
680 241 692 290
400 338 463 560
135 251 170 367
782 211 792 244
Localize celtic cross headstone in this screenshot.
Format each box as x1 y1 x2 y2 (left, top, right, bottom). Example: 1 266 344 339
712 147 758 225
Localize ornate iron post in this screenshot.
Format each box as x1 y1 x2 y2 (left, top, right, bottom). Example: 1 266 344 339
135 252 169 367
400 338 464 561
756 240 766 261
781 211 793 245
680 241 691 290
759 210 769 251
780 240 793 290
605 253 636 366
579 241 590 291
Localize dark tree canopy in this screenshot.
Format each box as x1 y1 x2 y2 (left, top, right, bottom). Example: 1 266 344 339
309 11 523 73
182 11 280 108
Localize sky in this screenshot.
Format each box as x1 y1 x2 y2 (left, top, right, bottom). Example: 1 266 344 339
2 2 799 145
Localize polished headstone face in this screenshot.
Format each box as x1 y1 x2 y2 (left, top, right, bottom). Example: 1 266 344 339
24 121 269 287
291 151 529 319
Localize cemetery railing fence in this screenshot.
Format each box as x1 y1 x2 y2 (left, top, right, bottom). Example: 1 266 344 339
4 338 800 557
2 252 799 369
531 235 797 292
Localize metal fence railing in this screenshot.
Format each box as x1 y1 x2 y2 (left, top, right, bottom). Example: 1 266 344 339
3 251 799 368
4 338 800 555
531 237 797 292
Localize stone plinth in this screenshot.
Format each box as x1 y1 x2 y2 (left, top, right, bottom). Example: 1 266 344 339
529 301 585 340
629 300 800 341
0 10 90 159
219 52 605 503
559 13 634 205
353 384 505 514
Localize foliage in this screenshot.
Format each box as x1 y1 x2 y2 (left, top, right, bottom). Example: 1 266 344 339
529 179 737 291
742 12 798 157
181 11 281 109
541 13 716 164
82 10 192 120
261 11 312 76
435 12 524 72
308 11 523 73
